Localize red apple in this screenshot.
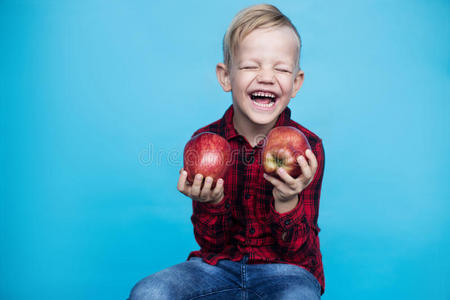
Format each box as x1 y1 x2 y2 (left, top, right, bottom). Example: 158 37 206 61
183 132 231 186
262 126 312 178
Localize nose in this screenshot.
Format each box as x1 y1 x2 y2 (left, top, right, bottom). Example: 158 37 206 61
256 68 275 84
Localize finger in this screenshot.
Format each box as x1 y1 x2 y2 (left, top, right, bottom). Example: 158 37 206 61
199 176 213 200
265 174 294 199
177 170 189 192
305 149 318 176
211 178 224 198
297 155 312 180
276 167 297 187
263 173 287 190
190 174 204 197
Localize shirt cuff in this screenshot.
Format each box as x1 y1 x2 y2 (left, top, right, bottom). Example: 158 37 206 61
269 194 305 230
193 194 230 216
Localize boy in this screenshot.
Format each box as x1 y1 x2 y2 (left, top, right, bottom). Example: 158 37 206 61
129 4 325 299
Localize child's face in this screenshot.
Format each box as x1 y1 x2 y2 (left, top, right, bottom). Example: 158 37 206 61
217 26 304 129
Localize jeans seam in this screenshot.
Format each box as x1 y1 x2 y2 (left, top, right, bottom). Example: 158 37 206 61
189 288 243 300
241 261 246 300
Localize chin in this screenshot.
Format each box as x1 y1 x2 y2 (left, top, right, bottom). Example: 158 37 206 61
247 111 279 125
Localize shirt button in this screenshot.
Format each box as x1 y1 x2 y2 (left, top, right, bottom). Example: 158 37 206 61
245 193 250 200
284 219 291 225
249 227 255 234
225 203 230 209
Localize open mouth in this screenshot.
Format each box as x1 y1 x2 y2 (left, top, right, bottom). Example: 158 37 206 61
249 91 277 109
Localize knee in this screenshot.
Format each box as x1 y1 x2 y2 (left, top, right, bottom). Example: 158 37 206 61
128 275 174 300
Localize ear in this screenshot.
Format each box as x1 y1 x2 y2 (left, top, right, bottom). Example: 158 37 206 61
216 63 232 92
290 70 305 98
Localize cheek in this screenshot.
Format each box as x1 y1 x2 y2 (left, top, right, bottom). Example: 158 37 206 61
278 77 295 95
231 73 253 89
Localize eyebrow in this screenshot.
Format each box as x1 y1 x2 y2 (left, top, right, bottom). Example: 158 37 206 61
238 59 294 65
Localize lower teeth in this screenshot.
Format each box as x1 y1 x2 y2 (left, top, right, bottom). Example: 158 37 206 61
253 100 274 108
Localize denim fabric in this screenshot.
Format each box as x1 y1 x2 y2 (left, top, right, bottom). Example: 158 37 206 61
128 256 321 300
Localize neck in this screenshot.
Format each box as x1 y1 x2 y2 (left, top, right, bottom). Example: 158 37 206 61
233 112 277 148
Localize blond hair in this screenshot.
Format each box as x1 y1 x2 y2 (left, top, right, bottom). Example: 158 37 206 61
223 4 302 69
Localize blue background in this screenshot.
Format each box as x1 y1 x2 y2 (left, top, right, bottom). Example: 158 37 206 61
1 0 449 299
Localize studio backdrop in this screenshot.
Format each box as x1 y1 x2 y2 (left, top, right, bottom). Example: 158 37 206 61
1 1 449 299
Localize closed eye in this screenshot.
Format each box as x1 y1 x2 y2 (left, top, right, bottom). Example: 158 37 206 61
275 68 291 73
240 66 258 70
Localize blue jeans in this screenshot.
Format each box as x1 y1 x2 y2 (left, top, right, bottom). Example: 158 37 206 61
128 256 321 300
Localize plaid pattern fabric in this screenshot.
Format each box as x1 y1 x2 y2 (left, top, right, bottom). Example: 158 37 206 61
187 105 326 295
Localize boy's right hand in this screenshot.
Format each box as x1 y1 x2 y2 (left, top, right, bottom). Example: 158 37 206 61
177 169 225 205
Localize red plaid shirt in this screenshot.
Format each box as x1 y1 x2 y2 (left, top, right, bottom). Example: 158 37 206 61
187 105 326 295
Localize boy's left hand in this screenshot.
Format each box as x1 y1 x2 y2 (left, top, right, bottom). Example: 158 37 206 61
263 149 318 205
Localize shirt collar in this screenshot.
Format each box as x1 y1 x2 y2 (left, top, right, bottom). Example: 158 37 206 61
220 105 292 141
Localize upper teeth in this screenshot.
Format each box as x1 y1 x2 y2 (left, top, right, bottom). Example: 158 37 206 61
251 92 276 98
